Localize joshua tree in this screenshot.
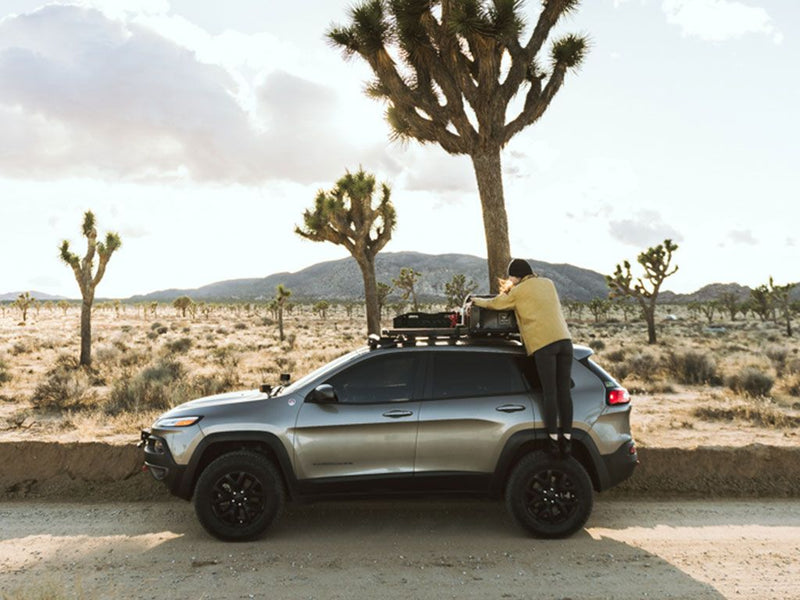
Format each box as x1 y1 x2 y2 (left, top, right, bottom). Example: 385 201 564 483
377 282 392 318
328 0 587 291
769 277 796 337
748 285 772 322
587 297 611 324
717 292 740 321
275 284 292 342
173 295 194 318
314 300 331 320
606 239 678 345
14 292 34 323
59 211 121 366
296 168 396 334
444 273 478 309
392 267 422 311
699 301 719 325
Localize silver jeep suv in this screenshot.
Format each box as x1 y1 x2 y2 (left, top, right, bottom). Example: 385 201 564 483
141 333 637 541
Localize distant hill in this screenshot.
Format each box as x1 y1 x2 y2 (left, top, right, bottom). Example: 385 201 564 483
128 252 611 303
0 291 69 302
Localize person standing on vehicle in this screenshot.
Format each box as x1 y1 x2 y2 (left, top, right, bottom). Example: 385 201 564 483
471 259 574 457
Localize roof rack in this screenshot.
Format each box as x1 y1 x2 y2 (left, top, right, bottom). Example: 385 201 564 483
368 327 521 350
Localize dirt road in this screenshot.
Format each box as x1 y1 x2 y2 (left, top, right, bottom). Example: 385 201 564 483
1 499 798 600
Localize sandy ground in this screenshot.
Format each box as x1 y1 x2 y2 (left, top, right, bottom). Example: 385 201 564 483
1 499 799 600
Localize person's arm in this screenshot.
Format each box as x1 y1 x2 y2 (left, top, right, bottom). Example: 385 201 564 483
471 289 516 310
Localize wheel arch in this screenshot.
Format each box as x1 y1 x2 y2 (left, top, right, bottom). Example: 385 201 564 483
179 432 298 501
491 429 611 494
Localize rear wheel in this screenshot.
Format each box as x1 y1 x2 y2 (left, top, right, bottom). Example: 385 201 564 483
194 451 285 541
505 451 593 538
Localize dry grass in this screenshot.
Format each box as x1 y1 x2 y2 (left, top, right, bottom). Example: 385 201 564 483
0 302 798 444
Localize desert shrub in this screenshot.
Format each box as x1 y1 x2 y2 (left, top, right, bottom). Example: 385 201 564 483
0 356 11 385
726 367 774 398
234 322 248 331
105 358 188 414
165 337 193 354
31 356 94 411
693 399 798 428
666 351 718 385
781 372 800 398
604 349 626 363
150 321 164 331
11 341 32 355
615 351 661 383
588 339 606 352
765 345 788 376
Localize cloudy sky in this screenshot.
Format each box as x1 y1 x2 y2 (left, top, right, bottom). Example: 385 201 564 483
0 0 797 299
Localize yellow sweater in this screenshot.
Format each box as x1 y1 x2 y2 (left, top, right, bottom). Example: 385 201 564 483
472 276 571 355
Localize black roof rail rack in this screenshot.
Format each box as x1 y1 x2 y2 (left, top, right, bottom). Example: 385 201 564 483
369 326 522 350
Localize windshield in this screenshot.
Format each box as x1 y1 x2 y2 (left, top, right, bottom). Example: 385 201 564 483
272 348 366 397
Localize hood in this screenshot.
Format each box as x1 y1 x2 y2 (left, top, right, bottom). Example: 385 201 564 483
167 389 267 413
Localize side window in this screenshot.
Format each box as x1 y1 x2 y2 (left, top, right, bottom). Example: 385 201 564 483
326 353 418 404
429 352 528 400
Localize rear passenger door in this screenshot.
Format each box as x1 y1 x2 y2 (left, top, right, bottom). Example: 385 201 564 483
414 350 536 475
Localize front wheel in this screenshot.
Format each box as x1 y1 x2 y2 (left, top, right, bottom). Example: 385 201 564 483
194 451 285 541
505 452 593 538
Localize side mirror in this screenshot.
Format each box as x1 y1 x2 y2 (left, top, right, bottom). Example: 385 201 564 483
306 384 337 404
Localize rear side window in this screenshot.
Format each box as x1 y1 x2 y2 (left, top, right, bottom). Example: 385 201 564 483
429 352 527 400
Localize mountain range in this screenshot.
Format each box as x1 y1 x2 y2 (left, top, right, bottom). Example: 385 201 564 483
4 252 791 304
126 252 768 304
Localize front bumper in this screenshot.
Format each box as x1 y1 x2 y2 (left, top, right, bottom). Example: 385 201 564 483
140 429 191 500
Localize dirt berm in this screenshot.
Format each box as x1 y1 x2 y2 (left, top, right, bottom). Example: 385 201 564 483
1 442 798 501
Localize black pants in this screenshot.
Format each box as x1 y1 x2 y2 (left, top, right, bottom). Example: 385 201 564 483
532 339 574 437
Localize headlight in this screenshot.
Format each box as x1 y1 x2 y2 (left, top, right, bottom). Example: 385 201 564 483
155 416 202 428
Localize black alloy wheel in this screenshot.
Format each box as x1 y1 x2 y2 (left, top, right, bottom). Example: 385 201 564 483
506 451 593 538
194 451 285 541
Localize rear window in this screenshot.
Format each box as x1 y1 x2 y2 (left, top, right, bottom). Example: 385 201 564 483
429 352 528 400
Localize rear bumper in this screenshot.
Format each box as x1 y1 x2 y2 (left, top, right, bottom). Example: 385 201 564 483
601 438 639 489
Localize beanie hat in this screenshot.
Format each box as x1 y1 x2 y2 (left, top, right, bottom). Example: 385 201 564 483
508 258 533 278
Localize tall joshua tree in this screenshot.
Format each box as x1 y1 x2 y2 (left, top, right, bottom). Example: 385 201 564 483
606 239 678 345
392 267 422 311
329 0 587 292
60 211 121 366
296 168 396 335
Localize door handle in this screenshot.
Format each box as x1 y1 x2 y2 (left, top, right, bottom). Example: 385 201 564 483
382 409 414 418
496 404 526 413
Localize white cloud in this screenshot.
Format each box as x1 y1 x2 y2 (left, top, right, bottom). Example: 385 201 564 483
727 229 758 245
608 209 683 247
0 5 386 185
661 0 781 43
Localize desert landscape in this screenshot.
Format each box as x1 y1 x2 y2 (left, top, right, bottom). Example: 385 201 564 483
1 301 800 600
1 300 797 449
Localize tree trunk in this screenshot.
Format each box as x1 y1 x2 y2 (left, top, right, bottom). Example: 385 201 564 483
278 308 285 342
79 298 93 366
358 254 381 335
470 149 511 294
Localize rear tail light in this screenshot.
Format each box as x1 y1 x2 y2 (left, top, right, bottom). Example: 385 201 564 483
607 387 630 405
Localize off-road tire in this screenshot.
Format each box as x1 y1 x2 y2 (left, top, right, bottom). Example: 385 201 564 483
505 451 593 538
194 451 285 541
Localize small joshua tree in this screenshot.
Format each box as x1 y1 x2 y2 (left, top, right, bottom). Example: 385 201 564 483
444 273 478 310
606 239 678 345
14 292 34 324
173 295 194 318
392 268 422 312
377 282 392 319
275 284 292 342
59 211 121 366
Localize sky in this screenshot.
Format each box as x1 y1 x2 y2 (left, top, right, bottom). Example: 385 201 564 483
0 0 797 300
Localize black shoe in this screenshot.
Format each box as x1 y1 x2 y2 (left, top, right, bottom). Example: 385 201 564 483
559 437 572 458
